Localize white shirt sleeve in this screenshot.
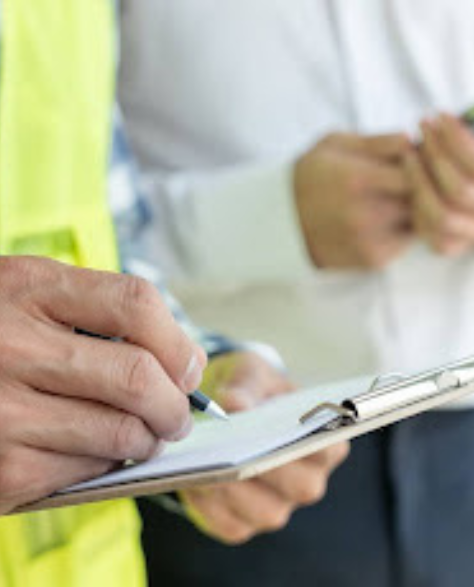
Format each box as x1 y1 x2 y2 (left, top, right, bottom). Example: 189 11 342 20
145 160 313 285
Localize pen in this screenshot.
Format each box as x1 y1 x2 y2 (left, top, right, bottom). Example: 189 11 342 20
190 390 229 421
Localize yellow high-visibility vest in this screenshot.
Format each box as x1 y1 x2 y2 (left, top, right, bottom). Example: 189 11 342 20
0 1 146 585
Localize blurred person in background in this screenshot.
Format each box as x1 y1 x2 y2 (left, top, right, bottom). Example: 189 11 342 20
119 1 474 586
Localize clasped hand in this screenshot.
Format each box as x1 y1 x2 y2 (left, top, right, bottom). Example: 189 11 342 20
406 113 474 257
180 352 349 544
295 113 474 269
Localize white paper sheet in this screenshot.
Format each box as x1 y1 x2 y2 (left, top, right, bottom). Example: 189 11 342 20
63 376 370 494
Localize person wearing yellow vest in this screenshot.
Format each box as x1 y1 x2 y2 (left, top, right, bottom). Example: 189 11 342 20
0 1 207 585
0 1 349 585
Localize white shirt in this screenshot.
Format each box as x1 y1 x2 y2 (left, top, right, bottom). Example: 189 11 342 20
119 0 474 404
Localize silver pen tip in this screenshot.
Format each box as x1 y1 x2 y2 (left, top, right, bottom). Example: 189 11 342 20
208 401 230 421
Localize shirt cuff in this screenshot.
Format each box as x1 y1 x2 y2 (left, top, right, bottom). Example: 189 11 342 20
189 160 313 283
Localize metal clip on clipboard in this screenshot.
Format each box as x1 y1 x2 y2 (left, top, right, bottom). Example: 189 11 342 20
300 357 474 427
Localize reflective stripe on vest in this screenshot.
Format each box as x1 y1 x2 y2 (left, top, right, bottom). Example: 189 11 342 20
0 1 145 586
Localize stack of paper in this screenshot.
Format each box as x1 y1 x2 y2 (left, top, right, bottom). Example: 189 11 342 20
65 376 370 494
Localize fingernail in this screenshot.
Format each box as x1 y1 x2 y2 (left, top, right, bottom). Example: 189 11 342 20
181 354 203 392
169 414 194 442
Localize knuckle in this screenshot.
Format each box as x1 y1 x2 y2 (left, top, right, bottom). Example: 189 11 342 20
333 442 351 464
112 413 149 459
123 350 157 407
295 478 328 505
259 507 291 531
221 525 253 545
121 276 159 316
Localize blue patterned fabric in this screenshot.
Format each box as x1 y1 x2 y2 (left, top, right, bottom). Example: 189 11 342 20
109 108 240 355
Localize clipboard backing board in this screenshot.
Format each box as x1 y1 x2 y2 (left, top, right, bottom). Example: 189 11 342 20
16 379 474 515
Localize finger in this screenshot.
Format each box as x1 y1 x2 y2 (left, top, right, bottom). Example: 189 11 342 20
27 259 204 394
17 325 193 442
404 150 445 242
0 448 114 514
10 385 162 461
438 113 474 178
353 160 410 199
337 133 411 161
437 209 474 240
304 442 351 469
219 480 292 533
371 164 411 197
406 149 474 254
259 461 328 505
360 133 412 160
181 488 253 545
369 196 412 231
220 355 294 412
425 209 474 256
421 120 474 212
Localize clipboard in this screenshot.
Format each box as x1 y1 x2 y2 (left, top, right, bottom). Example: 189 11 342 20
15 355 474 515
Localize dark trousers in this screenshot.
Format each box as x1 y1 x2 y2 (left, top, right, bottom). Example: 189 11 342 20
139 410 474 587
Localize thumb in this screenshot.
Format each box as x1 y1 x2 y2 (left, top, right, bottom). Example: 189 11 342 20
222 385 261 413
221 365 294 414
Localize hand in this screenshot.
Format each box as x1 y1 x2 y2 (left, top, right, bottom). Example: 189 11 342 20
406 114 474 256
180 352 349 544
0 256 206 514
294 132 413 269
